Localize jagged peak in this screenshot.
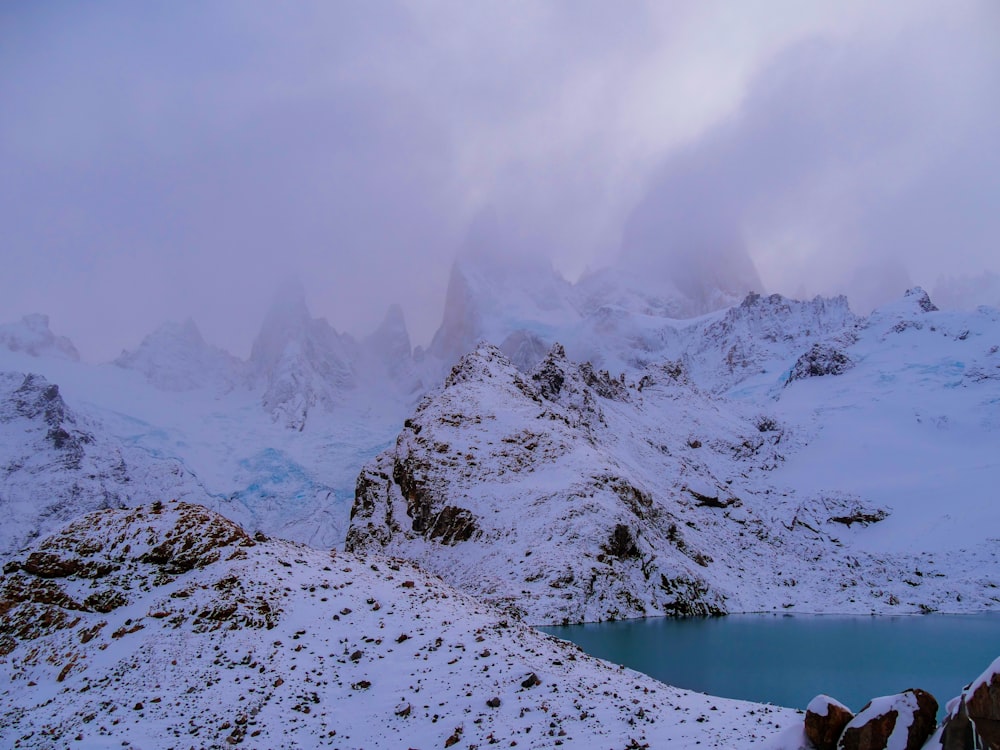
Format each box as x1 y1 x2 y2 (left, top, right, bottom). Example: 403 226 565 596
366 303 411 351
0 313 80 362
115 318 242 392
868 287 942 325
904 286 939 312
443 342 517 389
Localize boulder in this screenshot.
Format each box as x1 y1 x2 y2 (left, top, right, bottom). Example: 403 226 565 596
965 656 1000 749
938 696 977 750
805 694 854 750
837 689 937 750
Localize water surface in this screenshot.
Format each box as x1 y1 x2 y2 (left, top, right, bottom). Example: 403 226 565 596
541 614 1000 715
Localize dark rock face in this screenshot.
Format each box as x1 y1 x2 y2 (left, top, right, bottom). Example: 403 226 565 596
805 695 854 750
966 659 1000 749
905 287 939 313
939 697 977 750
786 343 854 385
828 508 889 527
838 689 937 750
426 505 479 545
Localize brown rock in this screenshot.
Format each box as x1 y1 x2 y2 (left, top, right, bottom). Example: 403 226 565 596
805 695 854 750
838 689 937 750
966 657 1000 750
22 552 81 579
940 697 976 750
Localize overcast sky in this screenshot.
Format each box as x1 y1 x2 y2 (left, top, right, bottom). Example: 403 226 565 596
2 1 998 361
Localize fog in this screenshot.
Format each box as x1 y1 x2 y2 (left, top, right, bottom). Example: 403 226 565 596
1 1 997 361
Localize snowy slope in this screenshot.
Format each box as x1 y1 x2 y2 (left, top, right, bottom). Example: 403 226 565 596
347 331 1000 624
770 288 1000 556
0 298 423 552
0 501 799 749
2 284 998 626
0 371 210 556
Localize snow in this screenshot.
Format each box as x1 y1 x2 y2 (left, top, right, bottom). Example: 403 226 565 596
966 654 1000 699
1 278 999 747
806 694 850 715
0 502 800 748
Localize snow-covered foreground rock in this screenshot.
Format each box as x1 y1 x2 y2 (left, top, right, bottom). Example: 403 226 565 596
0 501 798 749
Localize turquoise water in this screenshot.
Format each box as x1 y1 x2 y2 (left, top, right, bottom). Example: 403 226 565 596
540 614 1000 715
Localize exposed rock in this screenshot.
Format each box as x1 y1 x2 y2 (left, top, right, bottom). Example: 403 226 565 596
905 287 939 313
0 371 206 556
828 508 889 527
837 689 937 750
805 694 854 750
939 696 977 750
786 343 855 385
966 656 1000 749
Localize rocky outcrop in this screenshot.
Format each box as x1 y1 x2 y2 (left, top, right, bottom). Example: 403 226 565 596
965 656 1000 749
905 287 939 314
347 343 729 624
0 501 262 656
805 695 854 750
786 343 855 385
836 689 937 750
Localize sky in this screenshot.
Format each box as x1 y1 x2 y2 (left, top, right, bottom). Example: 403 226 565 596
1 1 998 361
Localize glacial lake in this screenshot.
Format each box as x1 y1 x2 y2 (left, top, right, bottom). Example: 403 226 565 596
540 613 1000 716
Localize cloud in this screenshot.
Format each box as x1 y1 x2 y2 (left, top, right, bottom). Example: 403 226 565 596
617 2 1000 311
0 1 996 359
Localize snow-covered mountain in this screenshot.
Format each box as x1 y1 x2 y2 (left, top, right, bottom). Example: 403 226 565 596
2 270 1000 747
0 371 209 556
0 500 798 748
115 318 245 392
347 288 1000 624
0 313 80 361
1 278 998 629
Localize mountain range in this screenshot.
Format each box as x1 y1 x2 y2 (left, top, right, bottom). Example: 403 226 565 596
1 256 998 747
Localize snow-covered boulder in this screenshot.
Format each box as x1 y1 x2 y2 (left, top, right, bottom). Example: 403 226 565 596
805 694 854 750
965 655 1000 748
836 689 937 750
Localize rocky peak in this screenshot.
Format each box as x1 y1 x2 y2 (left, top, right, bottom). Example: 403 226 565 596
249 282 357 430
904 286 939 313
0 313 80 361
115 319 243 392
428 245 577 368
362 304 412 376
249 280 315 375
